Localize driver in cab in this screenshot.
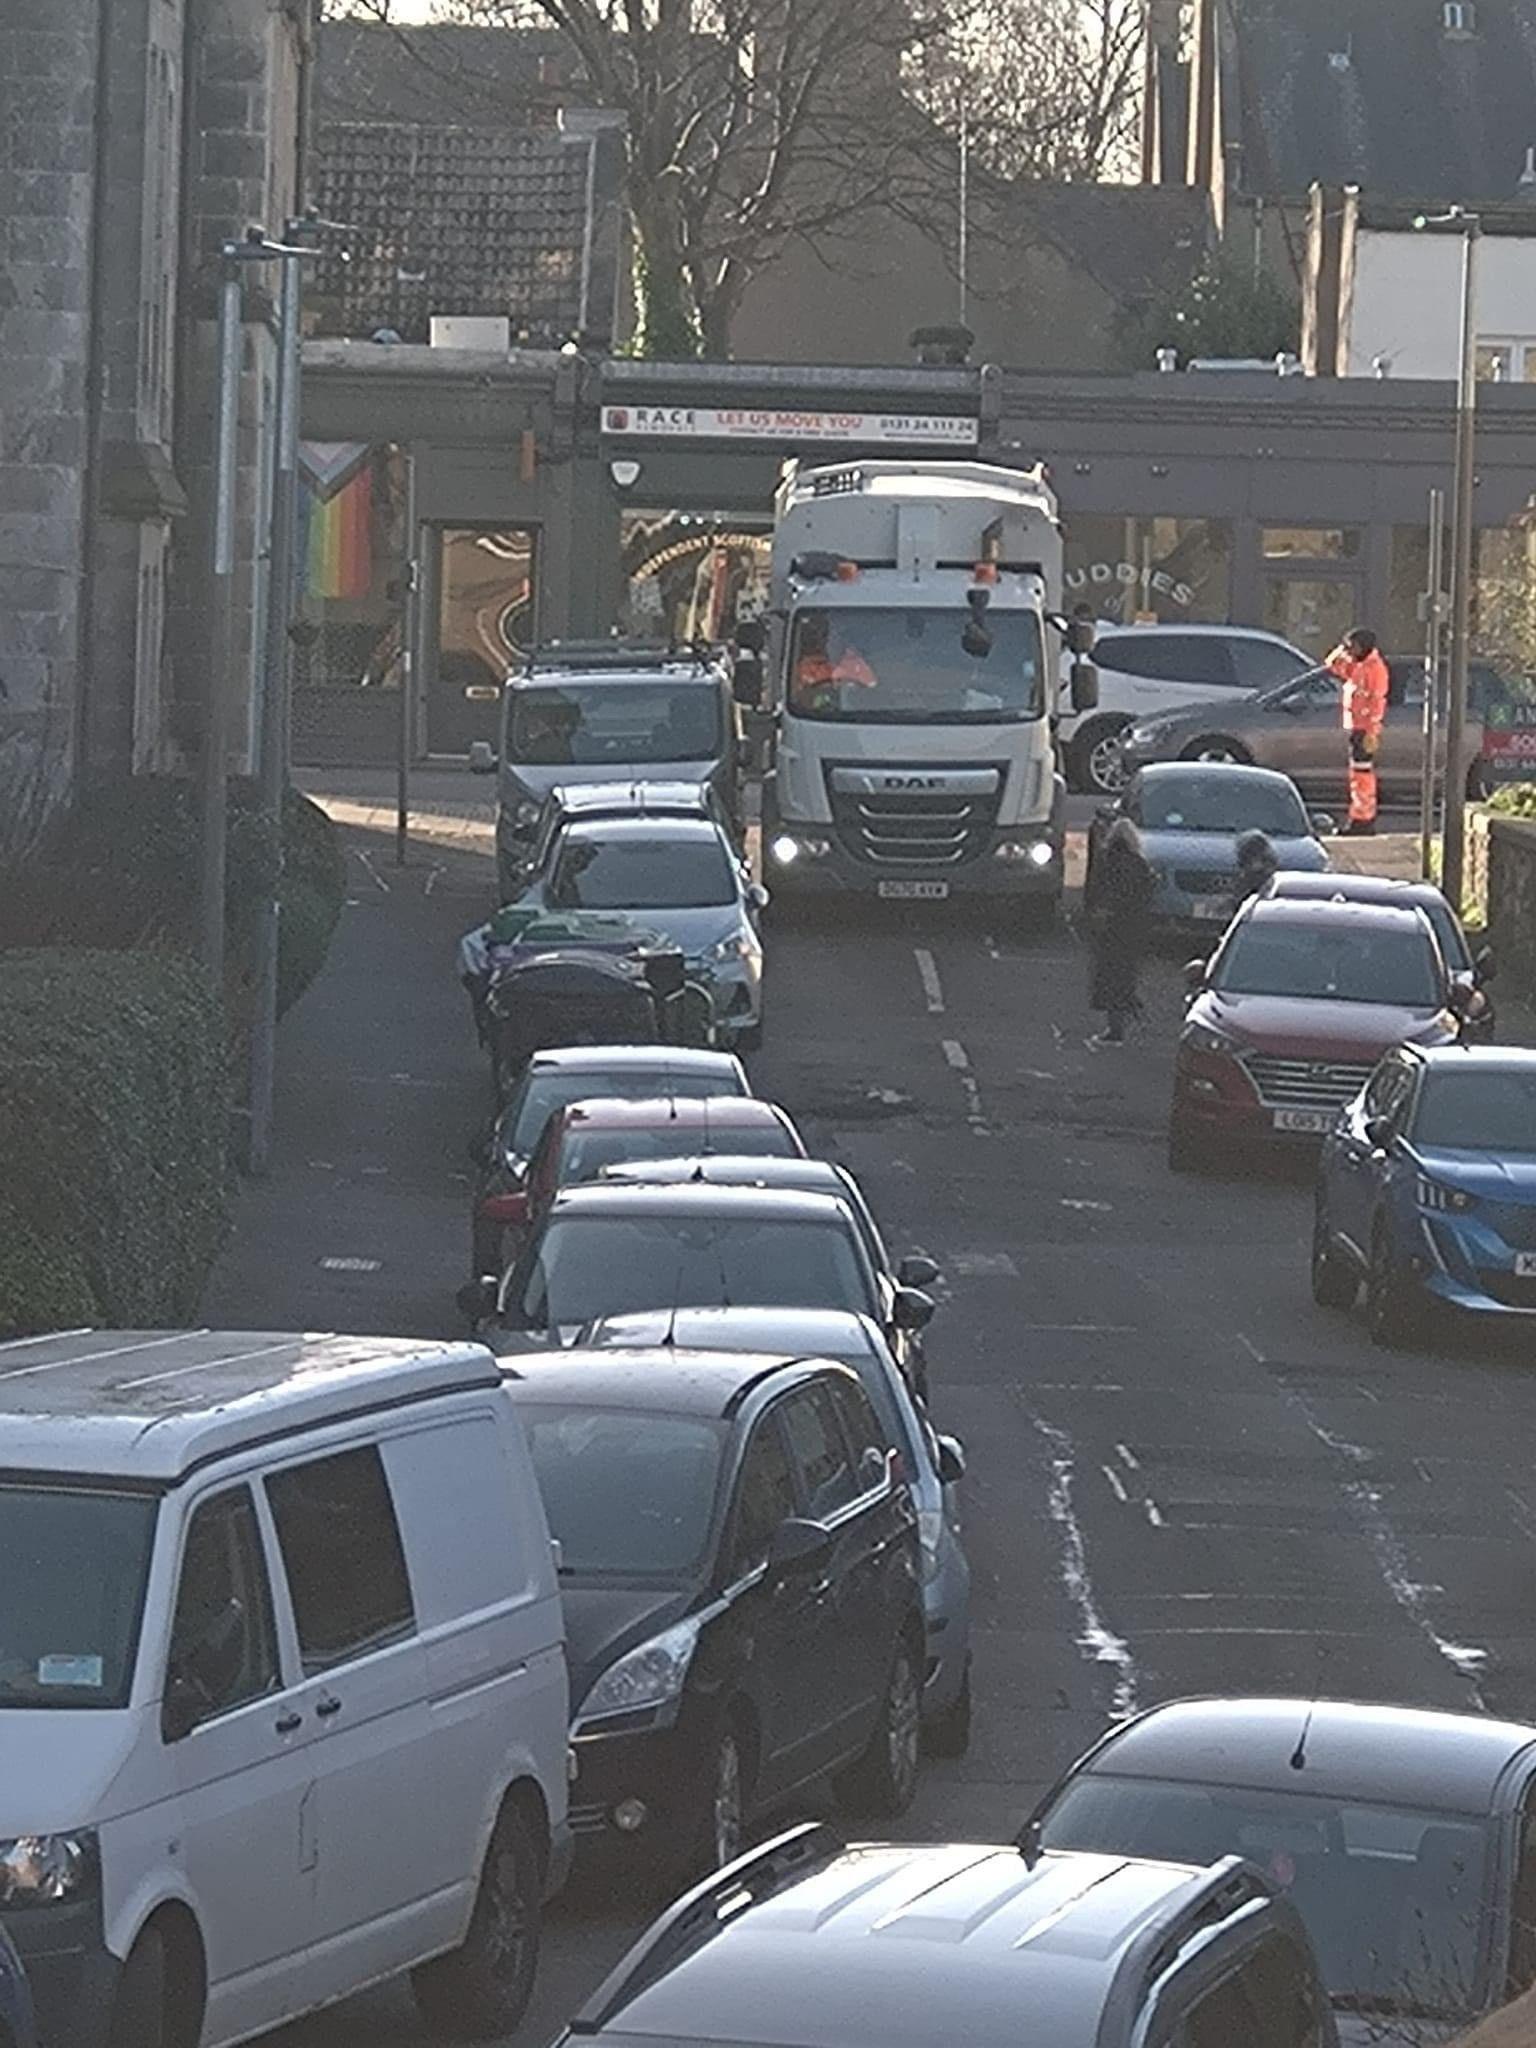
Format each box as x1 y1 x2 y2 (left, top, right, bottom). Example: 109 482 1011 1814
791 610 877 714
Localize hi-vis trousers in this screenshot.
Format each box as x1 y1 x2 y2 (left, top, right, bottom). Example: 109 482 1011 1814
1348 729 1379 827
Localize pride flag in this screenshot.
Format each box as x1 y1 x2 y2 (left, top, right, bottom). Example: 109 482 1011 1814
298 442 374 602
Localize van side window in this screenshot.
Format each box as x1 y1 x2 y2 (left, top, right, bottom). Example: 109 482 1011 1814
166 1487 279 1732
267 1446 416 1674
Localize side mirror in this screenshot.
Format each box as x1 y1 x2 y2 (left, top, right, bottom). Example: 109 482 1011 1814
896 1253 940 1289
1365 1115 1395 1152
1278 696 1305 717
768 1516 833 1577
1182 957 1209 993
468 740 499 774
1475 945 1497 983
456 1275 500 1326
735 617 766 654
748 881 770 912
891 1285 935 1333
935 1433 966 1486
732 657 764 710
1067 616 1096 656
1070 660 1099 713
1310 811 1338 837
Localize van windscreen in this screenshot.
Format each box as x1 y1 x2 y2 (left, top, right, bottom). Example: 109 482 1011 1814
0 1484 158 1709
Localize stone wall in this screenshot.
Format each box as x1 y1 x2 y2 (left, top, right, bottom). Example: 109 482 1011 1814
1486 815 1536 1007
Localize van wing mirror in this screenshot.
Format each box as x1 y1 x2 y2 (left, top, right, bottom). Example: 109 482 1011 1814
896 1253 940 1289
1182 957 1209 992
456 1275 500 1326
1067 616 1096 656
468 740 499 774
935 1433 966 1485
891 1285 935 1333
1070 661 1099 713
1475 944 1497 983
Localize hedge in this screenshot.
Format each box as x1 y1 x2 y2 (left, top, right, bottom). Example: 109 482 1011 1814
0 951 229 1339
1489 783 1536 820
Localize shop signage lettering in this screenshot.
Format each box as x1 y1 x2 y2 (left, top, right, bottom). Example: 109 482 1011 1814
601 404 978 446
1482 700 1536 782
1065 560 1194 608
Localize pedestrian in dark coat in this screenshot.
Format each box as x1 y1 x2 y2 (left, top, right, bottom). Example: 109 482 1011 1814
1085 817 1156 1046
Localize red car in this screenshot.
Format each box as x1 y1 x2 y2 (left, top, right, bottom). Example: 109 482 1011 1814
474 1093 806 1272
1169 896 1464 1172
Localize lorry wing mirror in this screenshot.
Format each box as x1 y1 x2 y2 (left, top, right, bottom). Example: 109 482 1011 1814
1070 661 1099 713
468 740 499 774
1067 616 1096 656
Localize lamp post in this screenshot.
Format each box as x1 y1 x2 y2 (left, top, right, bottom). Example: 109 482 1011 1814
1415 207 1481 908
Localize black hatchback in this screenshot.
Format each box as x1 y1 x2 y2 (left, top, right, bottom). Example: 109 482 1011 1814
503 1349 925 1883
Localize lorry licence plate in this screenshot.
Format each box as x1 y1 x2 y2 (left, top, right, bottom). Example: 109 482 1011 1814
1273 1109 1332 1134
879 880 950 900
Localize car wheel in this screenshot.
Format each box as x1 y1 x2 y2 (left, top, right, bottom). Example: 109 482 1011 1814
1179 736 1252 766
412 1805 542 2040
1365 1222 1422 1351
1311 1199 1357 1309
924 1658 972 1759
106 1926 167 2048
1072 718 1133 796
835 1634 922 1818
1167 1114 1208 1175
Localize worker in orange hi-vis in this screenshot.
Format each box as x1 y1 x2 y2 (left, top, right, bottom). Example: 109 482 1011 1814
1326 627 1390 835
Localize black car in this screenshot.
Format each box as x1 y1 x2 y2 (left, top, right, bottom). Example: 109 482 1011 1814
503 1351 925 1879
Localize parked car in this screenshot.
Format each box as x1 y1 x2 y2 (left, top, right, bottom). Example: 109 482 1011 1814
0 1330 569 2048
1120 659 1517 804
1269 872 1497 1041
1313 1045 1536 1345
556 1821 1336 2048
582 1305 972 1752
1060 622 1311 796
1088 762 1331 933
0 1925 36 2048
503 778 738 901
1170 896 1464 1172
470 1044 750 1270
465 1184 936 1365
502 1351 925 1877
510 812 767 1050
1022 1695 1536 2044
474 1093 804 1274
592 1156 940 1395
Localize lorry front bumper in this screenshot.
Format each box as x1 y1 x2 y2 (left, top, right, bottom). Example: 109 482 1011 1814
765 828 1061 898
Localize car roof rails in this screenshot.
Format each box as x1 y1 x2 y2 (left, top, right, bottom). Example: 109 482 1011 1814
515 637 725 676
1105 1855 1272 2043
568 1822 840 2035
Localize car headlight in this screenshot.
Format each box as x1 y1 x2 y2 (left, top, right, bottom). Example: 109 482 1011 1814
1184 1023 1238 1058
508 797 541 833
0 1832 99 1907
706 933 753 963
575 1618 702 1728
917 1508 945 1584
1417 1176 1474 1214
1127 725 1159 748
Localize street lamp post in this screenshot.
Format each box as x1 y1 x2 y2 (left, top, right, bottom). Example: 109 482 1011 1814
1416 208 1481 908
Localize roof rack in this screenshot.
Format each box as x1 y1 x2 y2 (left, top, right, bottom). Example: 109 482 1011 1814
514 637 725 676
568 1822 840 2035
1105 1855 1270 2041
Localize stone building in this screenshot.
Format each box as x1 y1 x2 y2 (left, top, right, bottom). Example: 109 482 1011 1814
0 0 314 810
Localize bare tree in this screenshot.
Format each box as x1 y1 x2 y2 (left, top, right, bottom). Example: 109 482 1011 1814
325 0 970 357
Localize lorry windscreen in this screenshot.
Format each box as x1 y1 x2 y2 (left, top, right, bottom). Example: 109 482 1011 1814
509 682 722 764
787 607 1043 724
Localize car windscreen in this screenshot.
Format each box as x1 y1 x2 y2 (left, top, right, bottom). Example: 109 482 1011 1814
1414 1067 1536 1151
1137 772 1308 836
1214 922 1441 1007
787 606 1044 724
563 1122 796 1184
508 683 722 765
520 1405 726 1579
1039 1774 1491 2020
548 831 736 910
514 1215 876 1328
503 1070 741 1160
0 1485 158 1708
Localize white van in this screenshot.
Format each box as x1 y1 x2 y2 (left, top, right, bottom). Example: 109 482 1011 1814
0 1330 570 2048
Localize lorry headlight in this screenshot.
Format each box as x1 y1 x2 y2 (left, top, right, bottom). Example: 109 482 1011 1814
575 1619 702 1728
770 834 829 865
0 1831 99 1906
511 798 541 832
994 839 1055 867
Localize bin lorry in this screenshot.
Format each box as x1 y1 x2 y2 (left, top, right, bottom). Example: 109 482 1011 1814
748 460 1096 922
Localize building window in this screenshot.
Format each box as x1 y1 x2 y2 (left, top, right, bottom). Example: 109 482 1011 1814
1476 339 1536 382
1443 1 1477 35
1261 527 1361 561
1062 517 1232 623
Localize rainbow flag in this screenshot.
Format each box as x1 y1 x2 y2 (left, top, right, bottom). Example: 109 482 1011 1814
298 443 374 602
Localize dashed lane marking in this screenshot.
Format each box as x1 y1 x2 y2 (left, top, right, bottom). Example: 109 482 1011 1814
914 948 945 1014
948 1251 1019 1277
318 1256 382 1273
941 1039 969 1069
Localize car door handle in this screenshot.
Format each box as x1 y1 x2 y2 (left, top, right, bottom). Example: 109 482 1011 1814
315 1694 343 1720
274 1711 303 1735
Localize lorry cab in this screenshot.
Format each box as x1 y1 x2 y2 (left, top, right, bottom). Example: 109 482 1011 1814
759 461 1093 923
471 641 743 902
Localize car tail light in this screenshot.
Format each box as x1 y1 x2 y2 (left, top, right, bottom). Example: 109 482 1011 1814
480 1192 529 1225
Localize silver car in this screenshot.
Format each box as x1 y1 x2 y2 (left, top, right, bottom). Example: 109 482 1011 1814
582 1304 973 1753
513 812 766 1050
1121 660 1510 803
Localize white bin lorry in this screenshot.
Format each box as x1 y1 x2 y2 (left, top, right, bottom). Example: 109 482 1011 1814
746 460 1096 921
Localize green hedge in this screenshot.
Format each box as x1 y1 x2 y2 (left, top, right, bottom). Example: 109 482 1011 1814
1489 783 1536 820
0 952 229 1339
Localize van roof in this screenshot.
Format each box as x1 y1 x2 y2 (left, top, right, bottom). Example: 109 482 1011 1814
0 1330 500 1485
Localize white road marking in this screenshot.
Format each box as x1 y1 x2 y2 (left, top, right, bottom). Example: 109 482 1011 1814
939 1038 988 1132
1025 1326 1133 1335
913 948 945 1014
1145 1499 1166 1529
1116 1443 1140 1471
354 849 391 893
1101 1463 1128 1503
1035 1415 1139 1719
941 1039 969 1069
949 1251 1019 1277
319 1256 382 1273
1061 1197 1113 1213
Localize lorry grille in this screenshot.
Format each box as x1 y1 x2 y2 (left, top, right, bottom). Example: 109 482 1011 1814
826 765 1002 869
1242 1053 1373 1111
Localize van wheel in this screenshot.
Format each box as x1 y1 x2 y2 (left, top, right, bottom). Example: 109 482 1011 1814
413 1806 542 2040
1071 717 1132 795
107 1926 167 2048
834 1634 922 1818
924 1659 972 1759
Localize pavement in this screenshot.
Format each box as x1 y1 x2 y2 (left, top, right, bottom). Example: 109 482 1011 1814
203 766 1536 2048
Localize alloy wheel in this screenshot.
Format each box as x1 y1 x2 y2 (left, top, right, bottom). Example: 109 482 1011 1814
886 1648 921 1808
1087 731 1130 794
711 1730 745 1869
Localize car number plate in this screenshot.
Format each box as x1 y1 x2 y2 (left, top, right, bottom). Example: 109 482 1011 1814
1273 1109 1332 1134
1516 1253 1536 1278
878 880 950 900
1191 899 1228 920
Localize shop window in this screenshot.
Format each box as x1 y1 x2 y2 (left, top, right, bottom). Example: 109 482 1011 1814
621 511 770 643
1062 517 1231 623
1261 527 1361 561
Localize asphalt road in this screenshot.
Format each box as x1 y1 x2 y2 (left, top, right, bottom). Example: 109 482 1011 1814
205 805 1536 2048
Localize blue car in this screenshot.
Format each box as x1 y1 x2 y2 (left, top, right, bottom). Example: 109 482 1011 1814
1314 1045 1536 1346
1087 761 1331 932
0 1922 37 2048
